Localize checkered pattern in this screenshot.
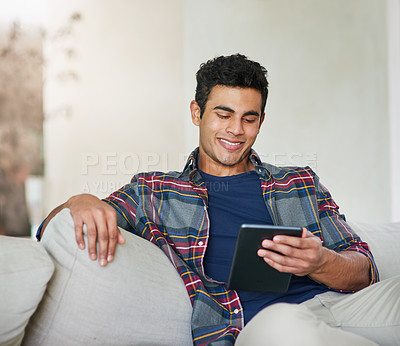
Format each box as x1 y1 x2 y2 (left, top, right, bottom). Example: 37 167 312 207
103 148 379 346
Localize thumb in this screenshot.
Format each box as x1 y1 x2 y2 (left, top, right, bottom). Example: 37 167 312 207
302 227 313 238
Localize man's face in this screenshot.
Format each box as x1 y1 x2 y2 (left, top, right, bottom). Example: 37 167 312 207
191 85 265 176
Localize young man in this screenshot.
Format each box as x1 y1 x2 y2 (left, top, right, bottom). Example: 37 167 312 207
38 54 399 345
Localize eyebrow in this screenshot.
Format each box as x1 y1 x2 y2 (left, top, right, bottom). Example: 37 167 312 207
213 106 260 117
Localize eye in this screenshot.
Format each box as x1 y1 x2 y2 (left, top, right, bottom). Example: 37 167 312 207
217 113 230 119
243 117 258 124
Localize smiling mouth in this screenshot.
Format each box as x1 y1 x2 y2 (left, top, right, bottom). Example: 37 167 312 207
218 138 244 150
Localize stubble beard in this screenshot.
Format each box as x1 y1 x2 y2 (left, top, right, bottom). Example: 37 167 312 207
205 148 251 170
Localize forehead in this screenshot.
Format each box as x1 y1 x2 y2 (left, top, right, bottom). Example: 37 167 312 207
206 85 263 112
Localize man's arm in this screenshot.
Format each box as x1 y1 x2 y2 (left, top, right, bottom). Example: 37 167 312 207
257 228 371 291
39 194 125 266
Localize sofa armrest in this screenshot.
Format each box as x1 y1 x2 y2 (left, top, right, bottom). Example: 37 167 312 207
23 208 192 346
0 236 54 346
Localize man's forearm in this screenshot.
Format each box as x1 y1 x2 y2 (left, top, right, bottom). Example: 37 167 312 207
309 249 371 291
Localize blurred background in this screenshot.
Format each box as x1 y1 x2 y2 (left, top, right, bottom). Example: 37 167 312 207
0 0 399 237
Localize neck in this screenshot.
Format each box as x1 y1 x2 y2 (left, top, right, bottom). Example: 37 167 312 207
197 155 255 177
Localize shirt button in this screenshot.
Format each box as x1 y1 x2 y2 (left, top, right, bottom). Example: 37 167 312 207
198 241 204 246
234 309 239 314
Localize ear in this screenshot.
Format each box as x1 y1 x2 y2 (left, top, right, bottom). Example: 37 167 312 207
190 100 201 126
258 112 266 132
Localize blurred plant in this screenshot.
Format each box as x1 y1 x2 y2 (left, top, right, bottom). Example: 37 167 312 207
46 12 82 90
0 21 44 177
0 12 82 236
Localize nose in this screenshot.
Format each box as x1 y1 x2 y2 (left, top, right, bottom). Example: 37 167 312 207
226 117 244 136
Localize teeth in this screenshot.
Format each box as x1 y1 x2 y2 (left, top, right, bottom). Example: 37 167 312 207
220 139 241 146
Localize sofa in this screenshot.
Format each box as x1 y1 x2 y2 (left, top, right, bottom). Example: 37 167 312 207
1 208 399 346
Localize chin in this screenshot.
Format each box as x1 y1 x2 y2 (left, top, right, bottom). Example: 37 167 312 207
218 154 244 167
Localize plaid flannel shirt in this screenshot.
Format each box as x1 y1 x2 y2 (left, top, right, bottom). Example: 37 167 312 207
103 148 379 346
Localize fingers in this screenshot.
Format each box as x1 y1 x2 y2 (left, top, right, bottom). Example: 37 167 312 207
302 227 313 238
74 220 86 250
95 212 109 266
72 210 101 261
105 210 120 263
68 195 122 266
72 213 101 262
86 217 99 261
257 228 324 276
257 247 309 274
268 228 313 249
89 207 118 266
117 231 126 245
261 230 321 255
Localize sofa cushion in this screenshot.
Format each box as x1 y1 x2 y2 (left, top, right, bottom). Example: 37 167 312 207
23 208 193 346
0 236 54 346
349 221 400 281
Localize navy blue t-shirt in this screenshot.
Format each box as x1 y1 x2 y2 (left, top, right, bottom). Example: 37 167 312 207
200 169 330 324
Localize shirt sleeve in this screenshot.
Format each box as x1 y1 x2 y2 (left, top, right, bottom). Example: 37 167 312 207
312 169 379 286
35 181 139 241
102 181 140 234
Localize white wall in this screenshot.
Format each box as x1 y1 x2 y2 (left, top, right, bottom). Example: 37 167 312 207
387 0 400 222
43 0 185 211
43 0 396 223
183 0 391 223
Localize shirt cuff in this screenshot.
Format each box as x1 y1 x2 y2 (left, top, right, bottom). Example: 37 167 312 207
347 244 380 285
36 218 47 241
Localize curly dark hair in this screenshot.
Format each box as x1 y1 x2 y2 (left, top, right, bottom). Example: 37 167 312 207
195 54 269 118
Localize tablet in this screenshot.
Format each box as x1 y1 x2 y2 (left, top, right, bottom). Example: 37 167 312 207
227 224 303 293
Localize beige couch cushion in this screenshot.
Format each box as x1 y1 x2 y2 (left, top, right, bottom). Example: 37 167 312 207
0 236 54 346
349 221 400 280
23 208 192 346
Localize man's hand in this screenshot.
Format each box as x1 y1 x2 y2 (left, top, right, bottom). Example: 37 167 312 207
257 228 325 277
40 194 125 266
257 228 371 291
66 194 125 266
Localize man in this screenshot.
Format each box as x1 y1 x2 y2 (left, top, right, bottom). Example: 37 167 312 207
38 54 399 345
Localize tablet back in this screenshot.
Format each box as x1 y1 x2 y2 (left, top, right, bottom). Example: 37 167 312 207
227 224 302 293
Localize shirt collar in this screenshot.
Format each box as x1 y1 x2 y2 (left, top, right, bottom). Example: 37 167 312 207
183 147 200 173
183 147 265 176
